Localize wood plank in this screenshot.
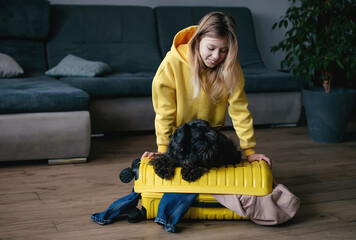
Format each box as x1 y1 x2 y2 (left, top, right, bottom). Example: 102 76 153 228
0 120 355 239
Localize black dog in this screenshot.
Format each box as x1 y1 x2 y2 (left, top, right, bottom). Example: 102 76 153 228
149 119 242 182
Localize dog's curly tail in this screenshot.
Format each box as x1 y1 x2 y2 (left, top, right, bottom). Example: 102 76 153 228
148 154 177 179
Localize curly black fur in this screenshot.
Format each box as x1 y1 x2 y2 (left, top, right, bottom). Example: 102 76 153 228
148 154 178 179
149 119 242 182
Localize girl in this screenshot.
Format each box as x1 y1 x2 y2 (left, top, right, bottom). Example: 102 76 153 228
142 11 271 168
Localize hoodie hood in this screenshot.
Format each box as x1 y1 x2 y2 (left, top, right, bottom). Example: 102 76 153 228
170 26 198 64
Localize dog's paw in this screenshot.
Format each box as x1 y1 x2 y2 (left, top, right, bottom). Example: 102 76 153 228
181 165 208 182
148 154 176 179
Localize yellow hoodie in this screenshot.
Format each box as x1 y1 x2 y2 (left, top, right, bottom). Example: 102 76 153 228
152 26 256 156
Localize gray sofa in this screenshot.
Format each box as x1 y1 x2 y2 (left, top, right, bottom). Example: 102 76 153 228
0 0 303 163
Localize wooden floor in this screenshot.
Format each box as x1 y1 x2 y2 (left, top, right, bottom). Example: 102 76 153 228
1 119 356 240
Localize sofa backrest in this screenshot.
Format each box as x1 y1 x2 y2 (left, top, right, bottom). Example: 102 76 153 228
0 0 50 71
155 7 265 69
46 5 162 73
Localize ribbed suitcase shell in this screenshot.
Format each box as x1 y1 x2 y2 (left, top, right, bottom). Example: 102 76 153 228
135 158 273 196
142 192 248 220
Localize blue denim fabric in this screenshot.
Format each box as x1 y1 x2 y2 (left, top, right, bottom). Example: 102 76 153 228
155 193 198 232
91 192 141 225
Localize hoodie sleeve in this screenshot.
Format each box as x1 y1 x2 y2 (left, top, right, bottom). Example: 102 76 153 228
152 59 177 153
228 64 256 156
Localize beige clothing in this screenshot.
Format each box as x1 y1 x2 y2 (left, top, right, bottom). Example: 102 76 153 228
213 184 300 225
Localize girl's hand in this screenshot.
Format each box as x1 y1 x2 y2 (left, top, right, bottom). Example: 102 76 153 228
247 153 272 168
141 151 161 160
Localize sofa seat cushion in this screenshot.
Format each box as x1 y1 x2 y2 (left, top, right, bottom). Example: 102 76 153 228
0 72 90 114
243 67 304 93
59 72 155 98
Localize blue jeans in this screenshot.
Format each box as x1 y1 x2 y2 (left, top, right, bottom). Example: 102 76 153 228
91 192 141 225
155 193 198 232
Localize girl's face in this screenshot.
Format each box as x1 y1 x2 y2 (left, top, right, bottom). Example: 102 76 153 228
199 35 229 68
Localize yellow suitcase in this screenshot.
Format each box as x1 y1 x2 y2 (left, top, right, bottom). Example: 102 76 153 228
135 157 273 195
127 157 273 220
141 192 248 220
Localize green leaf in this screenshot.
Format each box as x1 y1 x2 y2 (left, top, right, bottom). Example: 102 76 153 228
272 22 278 30
283 20 288 28
336 60 344 69
270 0 355 85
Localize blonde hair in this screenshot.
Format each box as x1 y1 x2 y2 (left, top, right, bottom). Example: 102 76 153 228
188 12 240 103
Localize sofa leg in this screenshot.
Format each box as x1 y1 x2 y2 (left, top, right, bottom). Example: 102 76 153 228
48 157 87 165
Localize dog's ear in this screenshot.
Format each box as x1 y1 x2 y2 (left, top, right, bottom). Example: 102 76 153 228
181 163 208 182
148 154 177 179
167 123 191 159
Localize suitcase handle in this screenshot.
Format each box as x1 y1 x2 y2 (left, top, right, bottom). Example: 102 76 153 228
191 201 225 208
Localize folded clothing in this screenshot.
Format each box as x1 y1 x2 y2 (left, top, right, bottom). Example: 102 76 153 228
213 184 300 225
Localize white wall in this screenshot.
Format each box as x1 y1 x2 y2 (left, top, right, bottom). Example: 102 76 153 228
49 0 290 70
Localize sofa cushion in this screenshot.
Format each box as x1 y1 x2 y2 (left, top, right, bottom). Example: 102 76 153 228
0 0 50 71
155 6 265 69
0 53 24 78
47 5 162 73
0 39 48 71
59 72 154 98
155 6 303 93
0 72 90 114
46 54 111 77
0 0 50 39
243 67 304 92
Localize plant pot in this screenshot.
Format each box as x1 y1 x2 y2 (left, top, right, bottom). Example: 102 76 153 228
302 87 356 143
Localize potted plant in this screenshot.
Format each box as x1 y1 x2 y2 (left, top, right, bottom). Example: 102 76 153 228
271 0 356 143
